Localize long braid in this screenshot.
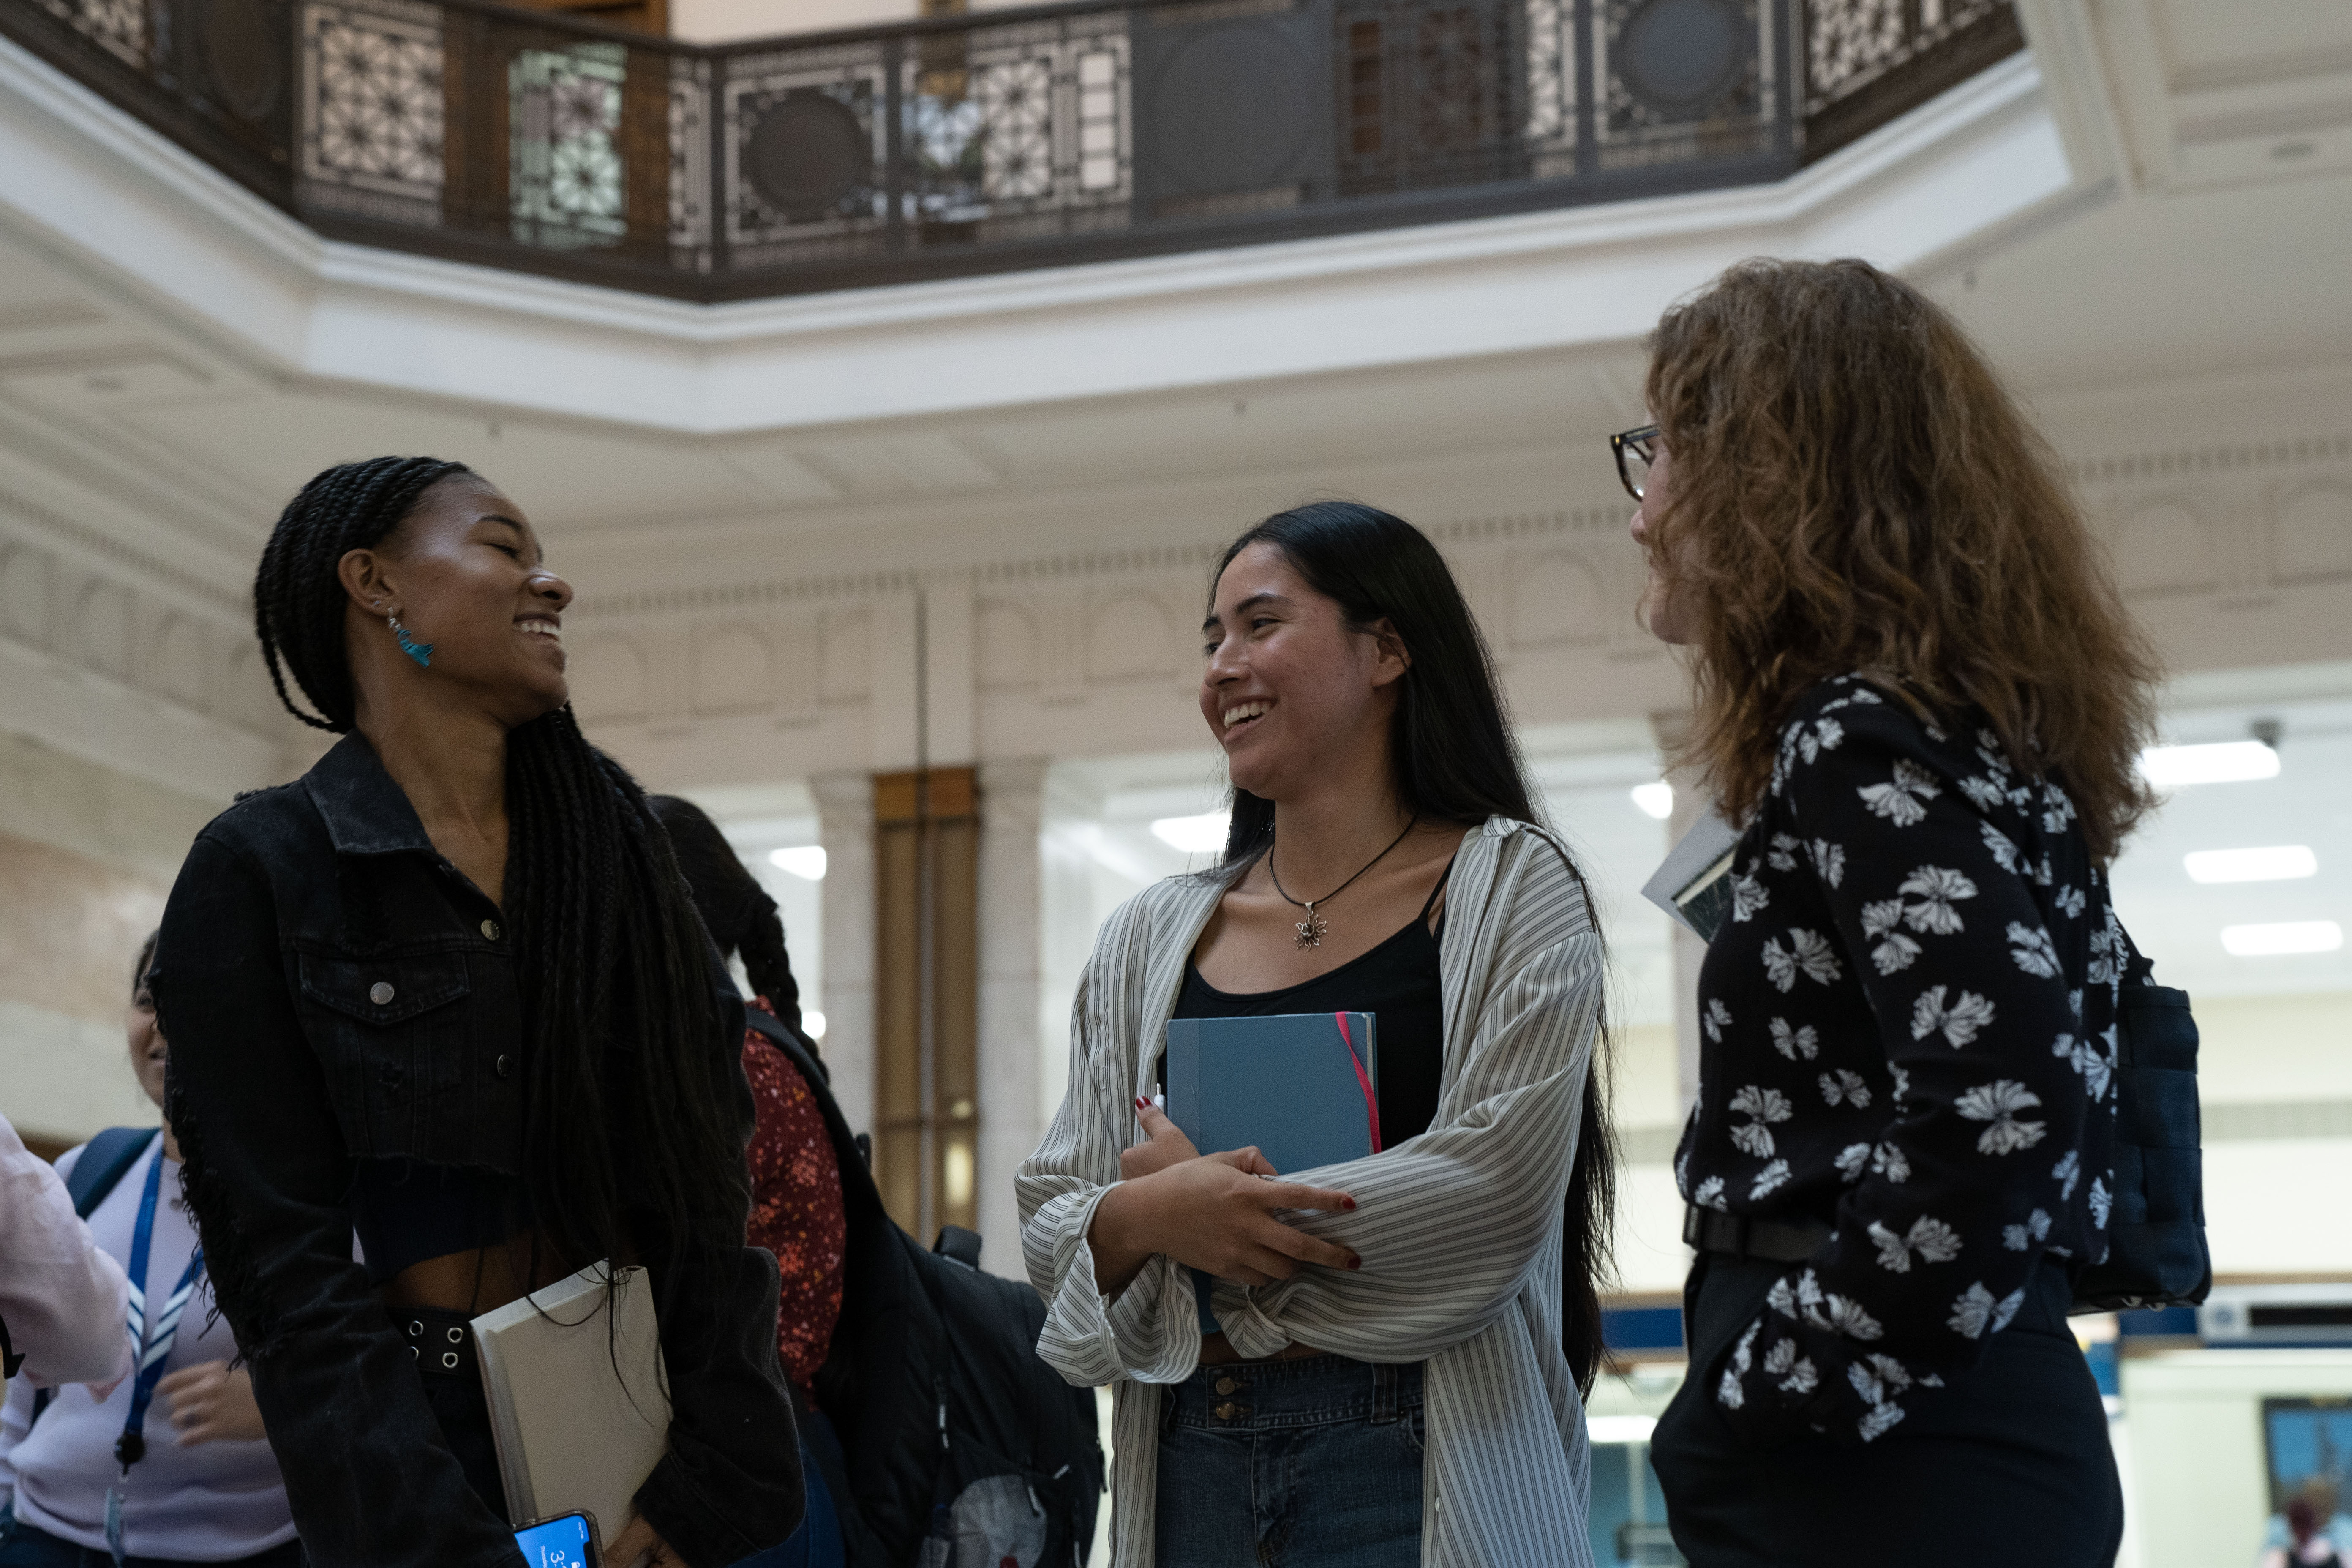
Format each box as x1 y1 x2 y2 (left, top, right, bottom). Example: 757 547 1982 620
250 458 747 1300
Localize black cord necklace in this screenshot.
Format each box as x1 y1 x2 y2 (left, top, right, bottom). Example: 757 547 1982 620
1267 817 1418 950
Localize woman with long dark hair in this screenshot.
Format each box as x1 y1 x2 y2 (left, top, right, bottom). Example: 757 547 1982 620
151 458 800 1568
1018 502 1615 1568
1627 259 2152 1564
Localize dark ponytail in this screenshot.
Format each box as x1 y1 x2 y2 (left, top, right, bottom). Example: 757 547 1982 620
646 795 808 1041
1209 501 1620 1392
250 457 748 1296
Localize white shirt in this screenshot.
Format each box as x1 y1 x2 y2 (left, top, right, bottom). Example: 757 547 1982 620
0 1114 130 1389
0 1137 300 1560
1018 817 1605 1568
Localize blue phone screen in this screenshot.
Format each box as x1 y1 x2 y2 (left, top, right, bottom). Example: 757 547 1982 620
513 1513 595 1568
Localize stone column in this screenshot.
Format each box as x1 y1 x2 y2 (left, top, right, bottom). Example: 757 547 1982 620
811 769 876 1142
975 756 1051 1276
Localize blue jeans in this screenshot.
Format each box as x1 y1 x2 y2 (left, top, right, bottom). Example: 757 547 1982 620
0 1507 304 1567
728 1409 845 1568
1154 1354 1424 1568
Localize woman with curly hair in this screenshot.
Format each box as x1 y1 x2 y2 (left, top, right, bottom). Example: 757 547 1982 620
1625 259 2156 1566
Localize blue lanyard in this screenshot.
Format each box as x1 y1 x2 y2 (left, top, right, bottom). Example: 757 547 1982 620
114 1140 205 1472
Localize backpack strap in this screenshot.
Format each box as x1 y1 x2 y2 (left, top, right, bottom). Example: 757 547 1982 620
27 1127 157 1425
67 1127 161 1219
743 1006 830 1088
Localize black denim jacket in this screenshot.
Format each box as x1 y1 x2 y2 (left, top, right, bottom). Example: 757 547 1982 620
151 735 801 1568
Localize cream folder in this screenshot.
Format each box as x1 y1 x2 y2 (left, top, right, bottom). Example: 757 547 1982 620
471 1261 672 1541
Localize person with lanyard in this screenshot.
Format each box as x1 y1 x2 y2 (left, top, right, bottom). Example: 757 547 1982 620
1019 501 1617 1568
0 934 303 1568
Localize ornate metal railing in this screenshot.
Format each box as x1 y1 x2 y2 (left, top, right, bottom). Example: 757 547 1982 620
3 0 2022 300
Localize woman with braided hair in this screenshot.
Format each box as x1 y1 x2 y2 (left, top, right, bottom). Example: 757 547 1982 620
150 458 802 1568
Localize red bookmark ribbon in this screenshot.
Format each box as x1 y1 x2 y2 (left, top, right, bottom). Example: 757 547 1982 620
1333 1012 1381 1154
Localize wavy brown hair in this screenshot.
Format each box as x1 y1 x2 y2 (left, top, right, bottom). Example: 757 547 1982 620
1641 257 2160 859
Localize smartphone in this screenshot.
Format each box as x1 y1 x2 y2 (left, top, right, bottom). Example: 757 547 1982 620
513 1511 601 1568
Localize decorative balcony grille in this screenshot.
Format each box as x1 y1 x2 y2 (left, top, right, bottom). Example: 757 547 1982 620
5 0 2022 300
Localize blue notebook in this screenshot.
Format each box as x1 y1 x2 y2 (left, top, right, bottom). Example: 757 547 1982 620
1162 1011 1379 1334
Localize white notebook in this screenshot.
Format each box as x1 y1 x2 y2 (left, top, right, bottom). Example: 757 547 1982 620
470 1261 671 1541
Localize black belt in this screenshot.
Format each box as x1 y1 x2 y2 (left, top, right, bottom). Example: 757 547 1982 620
1684 1206 1833 1264
402 1306 482 1382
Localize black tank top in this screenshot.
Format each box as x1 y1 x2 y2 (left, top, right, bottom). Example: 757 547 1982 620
1163 855 1453 1149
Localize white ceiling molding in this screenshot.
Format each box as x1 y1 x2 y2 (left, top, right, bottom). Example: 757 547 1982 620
0 34 2070 434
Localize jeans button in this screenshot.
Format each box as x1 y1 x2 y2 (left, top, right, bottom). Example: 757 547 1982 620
369 981 395 1006
1214 1377 1236 1395
480 919 501 941
496 1054 515 1080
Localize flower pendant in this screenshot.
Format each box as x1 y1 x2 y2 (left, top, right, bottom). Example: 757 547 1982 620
1294 907 1328 950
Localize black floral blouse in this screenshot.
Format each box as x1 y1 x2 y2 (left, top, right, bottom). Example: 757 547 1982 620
1675 674 2130 1443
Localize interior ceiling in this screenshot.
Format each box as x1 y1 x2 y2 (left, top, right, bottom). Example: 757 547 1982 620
0 0 2346 590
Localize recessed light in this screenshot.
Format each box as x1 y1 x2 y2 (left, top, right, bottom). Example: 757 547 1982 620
1151 813 1229 853
2221 921 2342 957
2185 846 2317 884
766 845 827 880
2139 742 2281 787
1630 782 1674 820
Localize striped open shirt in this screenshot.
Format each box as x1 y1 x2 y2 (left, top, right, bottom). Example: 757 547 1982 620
1017 815 1606 1568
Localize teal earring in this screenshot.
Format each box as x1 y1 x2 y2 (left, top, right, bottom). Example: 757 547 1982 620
388 614 433 669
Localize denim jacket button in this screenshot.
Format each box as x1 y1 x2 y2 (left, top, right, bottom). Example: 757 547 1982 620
368 981 395 1006
496 1054 515 1080
480 919 501 941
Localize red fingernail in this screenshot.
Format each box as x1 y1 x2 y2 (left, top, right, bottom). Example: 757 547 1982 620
1135 1096 1148 1110
1347 1257 1363 1270
1343 1197 1357 1211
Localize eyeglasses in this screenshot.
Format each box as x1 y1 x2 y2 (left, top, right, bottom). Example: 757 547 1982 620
1611 424 1659 502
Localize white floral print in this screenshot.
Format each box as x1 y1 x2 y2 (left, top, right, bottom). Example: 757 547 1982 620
1680 676 2128 1443
1897 866 1978 934
1868 1214 1962 1272
1870 1141 1912 1183
1861 898 1922 975
1858 758 1942 826
1820 1069 1872 1108
1910 985 1996 1047
1980 819 2020 873
2001 1208 2052 1251
2009 921 2060 979
1955 1080 2047 1155
1729 1085 1795 1157
1770 1017 1820 1061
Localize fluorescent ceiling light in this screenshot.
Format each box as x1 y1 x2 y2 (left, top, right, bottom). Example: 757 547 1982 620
1630 782 1674 820
1586 1415 1657 1445
801 1009 827 1040
767 845 828 881
2139 742 2280 787
1151 813 1230 853
2185 846 2317 884
2221 921 2343 957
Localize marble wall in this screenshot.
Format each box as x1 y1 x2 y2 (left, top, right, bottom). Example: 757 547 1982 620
0 729 221 1145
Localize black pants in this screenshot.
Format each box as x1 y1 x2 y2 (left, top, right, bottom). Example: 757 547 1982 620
1651 1254 2123 1568
409 1314 511 1528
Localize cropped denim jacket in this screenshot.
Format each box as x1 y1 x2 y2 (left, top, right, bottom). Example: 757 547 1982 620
151 735 801 1568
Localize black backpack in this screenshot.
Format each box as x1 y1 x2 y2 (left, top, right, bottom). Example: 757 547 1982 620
744 1009 1103 1568
2070 977 2211 1312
